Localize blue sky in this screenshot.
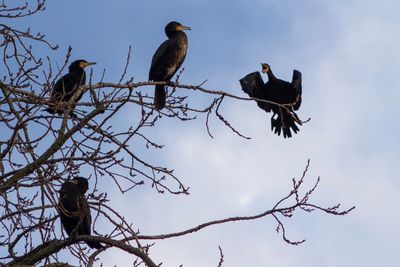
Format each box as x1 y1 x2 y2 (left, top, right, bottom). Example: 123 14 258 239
8 0 400 266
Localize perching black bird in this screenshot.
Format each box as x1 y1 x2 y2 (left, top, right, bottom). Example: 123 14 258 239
149 21 191 110
46 60 96 118
240 63 302 138
59 176 103 249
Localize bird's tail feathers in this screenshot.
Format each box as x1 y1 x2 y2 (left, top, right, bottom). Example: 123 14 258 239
271 108 301 138
154 85 166 110
86 241 104 249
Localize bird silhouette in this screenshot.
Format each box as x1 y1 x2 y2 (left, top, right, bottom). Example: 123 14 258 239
240 63 302 138
149 21 191 110
46 59 96 118
59 176 103 249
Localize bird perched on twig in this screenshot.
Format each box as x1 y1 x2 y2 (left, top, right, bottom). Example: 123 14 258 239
240 63 303 138
149 21 191 110
45 59 96 118
59 176 103 249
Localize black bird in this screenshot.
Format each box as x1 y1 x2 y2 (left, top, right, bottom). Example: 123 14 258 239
149 21 191 110
59 176 103 249
46 60 96 118
240 63 302 138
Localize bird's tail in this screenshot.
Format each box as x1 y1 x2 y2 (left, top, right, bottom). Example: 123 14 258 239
271 108 301 138
86 240 104 249
154 85 166 110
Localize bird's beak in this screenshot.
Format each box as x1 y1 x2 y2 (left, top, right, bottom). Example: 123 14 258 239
261 63 268 73
84 62 96 67
177 25 191 31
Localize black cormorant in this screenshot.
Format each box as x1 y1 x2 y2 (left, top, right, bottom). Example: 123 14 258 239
240 63 302 138
46 60 96 118
149 21 191 110
59 176 103 249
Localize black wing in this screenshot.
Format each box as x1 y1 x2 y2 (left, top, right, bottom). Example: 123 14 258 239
239 71 272 113
149 38 187 81
78 195 91 236
291 70 302 110
80 195 103 249
239 71 264 97
59 181 80 235
51 73 78 103
47 71 85 116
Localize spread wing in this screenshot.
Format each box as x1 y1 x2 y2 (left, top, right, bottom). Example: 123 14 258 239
291 70 302 110
239 71 264 98
240 71 273 113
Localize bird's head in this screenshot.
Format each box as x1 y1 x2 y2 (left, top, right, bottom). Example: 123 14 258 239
165 21 191 37
69 60 96 71
261 63 270 73
72 176 89 194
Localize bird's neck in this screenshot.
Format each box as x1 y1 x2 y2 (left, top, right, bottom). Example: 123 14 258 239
69 67 85 75
169 31 187 41
69 68 85 79
267 70 277 81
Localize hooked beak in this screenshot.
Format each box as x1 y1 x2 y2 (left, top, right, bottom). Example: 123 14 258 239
177 25 191 31
261 63 269 73
84 62 96 67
